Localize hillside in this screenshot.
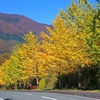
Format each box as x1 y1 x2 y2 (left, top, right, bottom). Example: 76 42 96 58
0 12 51 39
0 12 52 54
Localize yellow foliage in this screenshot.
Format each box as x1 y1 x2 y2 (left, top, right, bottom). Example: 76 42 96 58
40 15 91 75
0 67 5 85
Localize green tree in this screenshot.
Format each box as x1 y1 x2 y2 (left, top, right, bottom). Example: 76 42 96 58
60 0 100 64
1 44 23 88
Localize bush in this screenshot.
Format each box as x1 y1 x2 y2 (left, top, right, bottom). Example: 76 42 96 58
39 78 46 89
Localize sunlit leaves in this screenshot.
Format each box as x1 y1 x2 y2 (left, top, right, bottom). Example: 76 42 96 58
0 0 99 88
41 16 91 75
60 0 100 64
1 47 23 85
20 32 42 81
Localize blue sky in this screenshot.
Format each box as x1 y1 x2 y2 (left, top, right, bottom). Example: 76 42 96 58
0 0 98 25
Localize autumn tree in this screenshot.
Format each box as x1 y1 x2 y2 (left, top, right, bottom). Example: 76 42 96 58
1 0 99 89
1 44 24 88
0 32 42 88
59 0 100 87
60 0 100 64
0 67 5 86
40 15 91 87
18 32 41 87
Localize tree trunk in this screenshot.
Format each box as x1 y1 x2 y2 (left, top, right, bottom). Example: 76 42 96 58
78 68 81 88
36 77 39 88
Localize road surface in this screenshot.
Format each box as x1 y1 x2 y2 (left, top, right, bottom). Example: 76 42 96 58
0 91 99 100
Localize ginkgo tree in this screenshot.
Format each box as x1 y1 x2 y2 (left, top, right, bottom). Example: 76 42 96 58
60 0 93 32
60 0 100 63
0 32 42 88
1 44 24 88
18 32 42 86
40 15 91 88
0 0 99 89
58 0 100 87
0 67 5 85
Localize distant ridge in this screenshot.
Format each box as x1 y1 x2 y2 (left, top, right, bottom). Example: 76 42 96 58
0 12 51 36
0 12 52 54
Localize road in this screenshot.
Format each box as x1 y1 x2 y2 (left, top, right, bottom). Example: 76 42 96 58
0 91 99 100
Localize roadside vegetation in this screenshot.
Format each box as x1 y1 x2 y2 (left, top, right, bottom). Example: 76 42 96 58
0 0 100 90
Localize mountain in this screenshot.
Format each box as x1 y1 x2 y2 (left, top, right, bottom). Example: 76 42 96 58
0 12 52 41
0 12 52 54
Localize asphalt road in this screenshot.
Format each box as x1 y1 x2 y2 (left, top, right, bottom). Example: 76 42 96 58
0 91 99 100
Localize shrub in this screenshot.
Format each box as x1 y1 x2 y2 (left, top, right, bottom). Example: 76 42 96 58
39 78 46 89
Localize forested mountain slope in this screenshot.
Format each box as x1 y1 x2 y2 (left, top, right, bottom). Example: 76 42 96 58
0 12 51 54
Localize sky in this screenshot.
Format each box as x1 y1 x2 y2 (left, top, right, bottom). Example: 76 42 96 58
0 0 98 25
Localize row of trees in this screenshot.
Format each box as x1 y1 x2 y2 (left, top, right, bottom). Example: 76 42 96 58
0 0 100 89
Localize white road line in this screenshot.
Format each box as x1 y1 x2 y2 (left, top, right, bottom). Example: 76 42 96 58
0 97 4 100
24 93 32 95
42 96 57 100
